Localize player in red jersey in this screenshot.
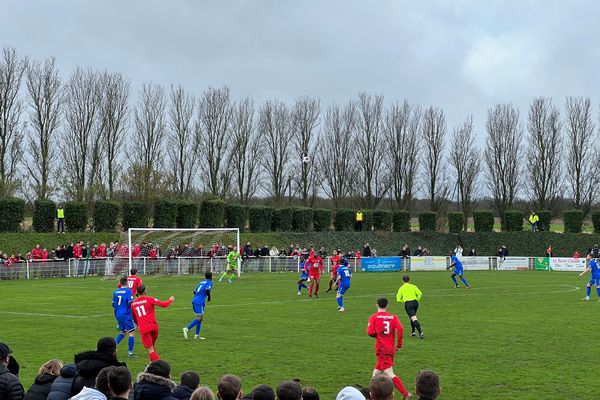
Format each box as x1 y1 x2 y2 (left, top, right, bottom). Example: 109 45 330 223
307 250 324 298
131 285 174 362
367 298 412 399
326 250 342 292
117 268 143 297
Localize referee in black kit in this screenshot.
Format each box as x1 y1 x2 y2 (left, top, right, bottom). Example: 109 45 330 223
396 275 424 339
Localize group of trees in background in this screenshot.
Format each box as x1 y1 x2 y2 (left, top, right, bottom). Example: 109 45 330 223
2 46 600 224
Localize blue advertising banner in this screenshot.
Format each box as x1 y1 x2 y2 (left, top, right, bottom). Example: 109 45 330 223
361 257 402 272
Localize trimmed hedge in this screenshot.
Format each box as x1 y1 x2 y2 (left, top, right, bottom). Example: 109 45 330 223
418 211 437 232
272 208 293 231
503 210 524 232
292 207 314 232
313 209 331 232
248 206 273 232
176 201 198 229
33 199 56 232
592 211 600 234
563 209 584 233
448 212 464 233
65 201 87 232
224 204 247 231
473 210 494 232
0 197 24 232
334 208 354 231
537 210 552 232
199 198 225 228
93 201 120 232
392 210 411 232
372 210 393 231
153 199 177 228
122 201 147 231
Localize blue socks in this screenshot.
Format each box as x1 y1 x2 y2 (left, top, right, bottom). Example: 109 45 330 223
451 275 459 286
596 287 600 298
128 336 134 353
187 319 202 334
460 277 469 286
337 297 343 308
587 286 592 297
116 333 125 345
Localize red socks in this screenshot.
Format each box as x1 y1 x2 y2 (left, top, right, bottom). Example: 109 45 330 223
149 351 160 361
308 283 313 296
392 376 408 397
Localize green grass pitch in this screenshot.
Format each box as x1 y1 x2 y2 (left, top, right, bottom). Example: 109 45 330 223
0 271 591 399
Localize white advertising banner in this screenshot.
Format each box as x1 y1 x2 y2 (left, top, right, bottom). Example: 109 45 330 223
549 257 586 272
497 257 529 271
410 256 447 271
458 256 490 270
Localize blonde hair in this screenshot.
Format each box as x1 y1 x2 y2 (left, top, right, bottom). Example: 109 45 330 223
38 359 63 376
190 386 215 400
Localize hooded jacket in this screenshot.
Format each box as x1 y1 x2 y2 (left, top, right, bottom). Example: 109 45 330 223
23 373 58 400
133 373 176 400
47 364 77 400
0 364 24 400
71 351 126 396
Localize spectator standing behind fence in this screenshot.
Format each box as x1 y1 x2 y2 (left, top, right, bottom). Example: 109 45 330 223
363 243 372 257
355 210 364 231
545 245 553 258
529 211 539 232
57 205 65 233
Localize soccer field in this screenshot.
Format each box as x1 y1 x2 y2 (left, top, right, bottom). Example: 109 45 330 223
0 271 590 399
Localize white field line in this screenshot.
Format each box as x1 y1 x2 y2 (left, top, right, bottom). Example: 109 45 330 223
0 284 581 319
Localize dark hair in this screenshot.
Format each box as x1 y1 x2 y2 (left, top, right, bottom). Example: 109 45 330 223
205 272 213 280
402 275 409 283
119 276 128 286
276 381 302 400
218 374 242 400
370 374 394 400
108 366 131 395
252 384 275 400
416 370 440 399
181 371 200 390
146 360 171 378
97 337 117 354
359 387 370 399
137 285 146 296
301 387 319 400
96 366 116 397
377 298 388 309
130 268 138 275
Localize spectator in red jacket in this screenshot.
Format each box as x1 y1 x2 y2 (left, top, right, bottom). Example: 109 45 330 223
73 242 83 259
97 243 107 258
132 243 141 258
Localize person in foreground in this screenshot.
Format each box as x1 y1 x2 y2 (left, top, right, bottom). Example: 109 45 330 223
370 374 395 400
131 285 174 361
0 342 24 400
367 298 411 399
415 370 440 400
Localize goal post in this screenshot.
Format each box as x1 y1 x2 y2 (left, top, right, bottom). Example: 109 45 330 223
121 228 240 277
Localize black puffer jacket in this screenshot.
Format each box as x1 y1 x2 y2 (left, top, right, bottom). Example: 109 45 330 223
71 352 126 396
0 364 24 400
24 373 58 400
133 373 177 400
172 386 193 400
47 364 76 400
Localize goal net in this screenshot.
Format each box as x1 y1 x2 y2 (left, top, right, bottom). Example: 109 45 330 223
109 228 240 277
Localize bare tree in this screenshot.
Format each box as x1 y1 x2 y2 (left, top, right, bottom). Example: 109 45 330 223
231 98 262 204
527 97 562 210
63 67 102 202
384 101 421 210
126 82 167 203
197 86 232 197
25 57 61 200
167 84 197 199
565 96 595 213
259 99 292 206
485 104 522 223
319 101 356 207
449 115 480 229
291 97 320 206
422 106 449 211
354 93 389 208
98 71 129 200
0 47 27 197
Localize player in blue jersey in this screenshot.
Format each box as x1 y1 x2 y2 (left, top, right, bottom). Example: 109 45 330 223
336 258 351 311
112 276 136 357
183 271 213 339
446 252 471 289
297 256 309 295
579 254 600 301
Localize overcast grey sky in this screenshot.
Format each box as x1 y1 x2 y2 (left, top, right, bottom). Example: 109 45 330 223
1 0 598 141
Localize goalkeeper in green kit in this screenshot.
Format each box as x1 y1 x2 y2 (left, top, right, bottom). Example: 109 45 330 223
219 245 240 283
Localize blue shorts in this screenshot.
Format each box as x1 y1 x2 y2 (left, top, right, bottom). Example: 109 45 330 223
300 272 308 280
337 284 350 295
193 303 205 316
589 278 600 286
116 317 136 332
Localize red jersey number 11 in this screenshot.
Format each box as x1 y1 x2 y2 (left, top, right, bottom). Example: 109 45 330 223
135 305 147 317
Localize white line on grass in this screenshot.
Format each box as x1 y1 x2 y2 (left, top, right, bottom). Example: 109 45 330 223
0 284 581 319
